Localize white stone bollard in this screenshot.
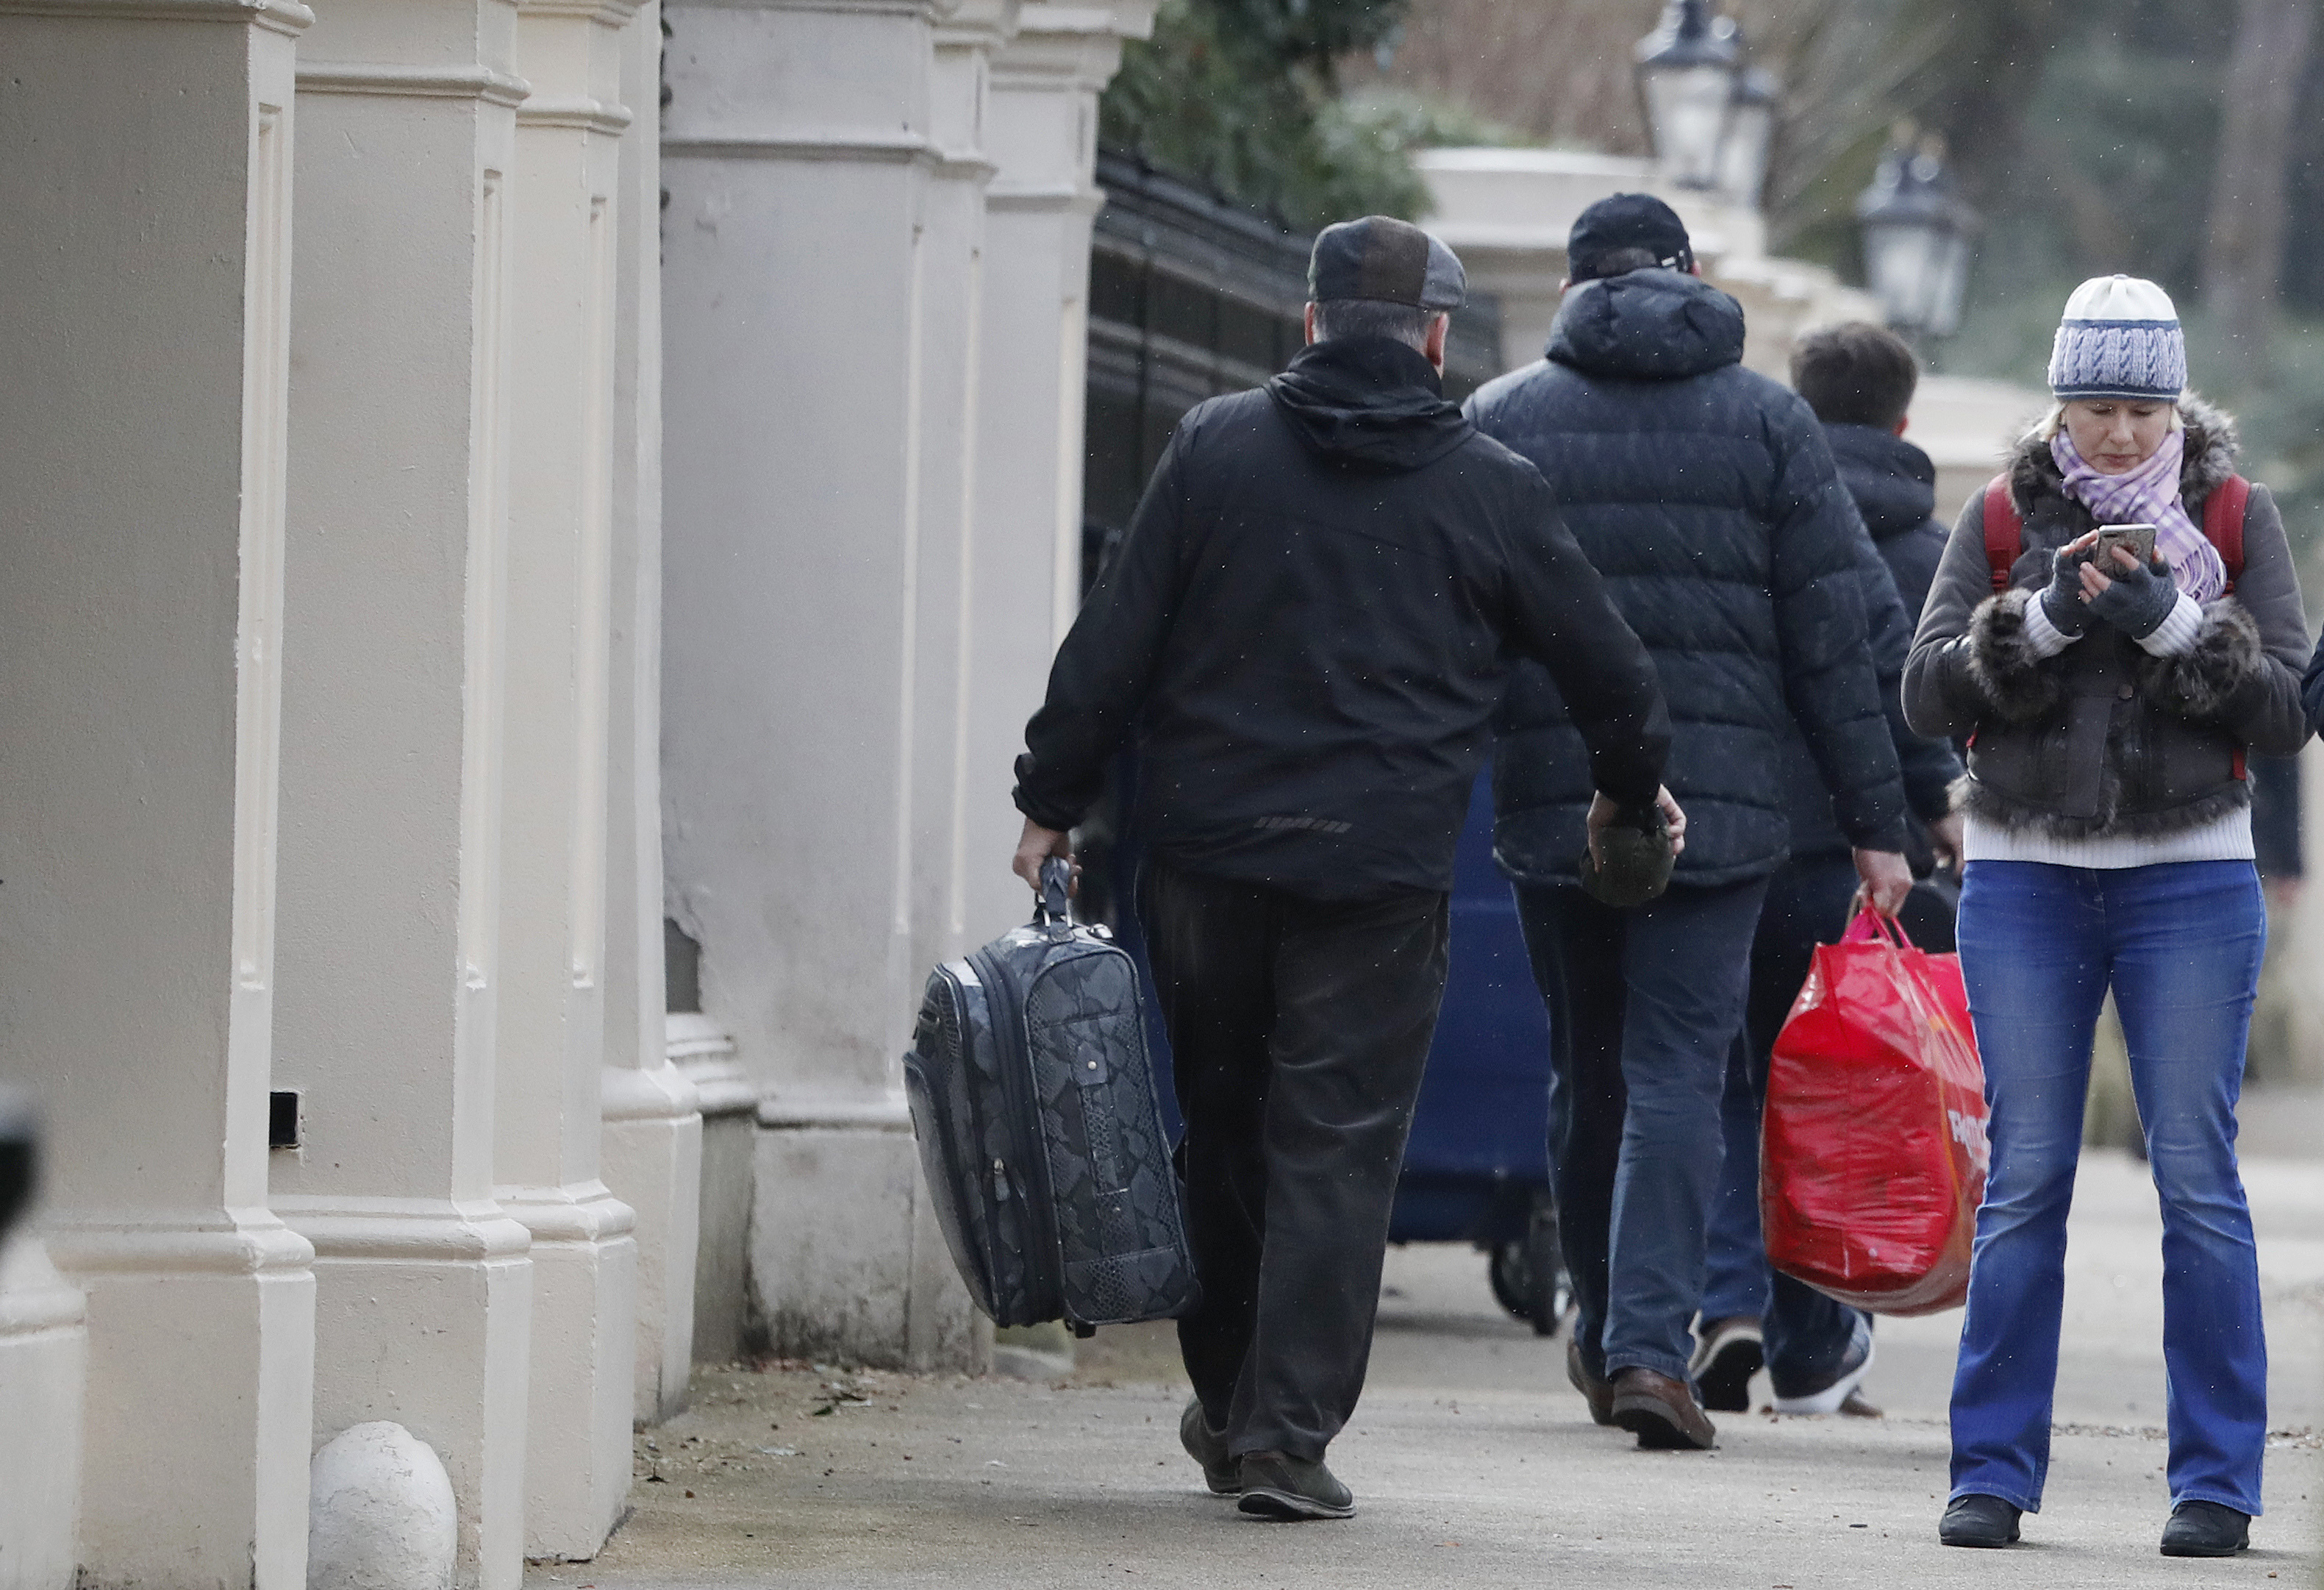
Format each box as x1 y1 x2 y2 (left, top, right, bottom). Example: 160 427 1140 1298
307 1424 458 1590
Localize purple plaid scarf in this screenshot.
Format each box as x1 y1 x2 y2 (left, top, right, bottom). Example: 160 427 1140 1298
2050 424 2225 603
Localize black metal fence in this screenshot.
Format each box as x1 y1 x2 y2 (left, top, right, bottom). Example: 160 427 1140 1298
1081 151 1503 587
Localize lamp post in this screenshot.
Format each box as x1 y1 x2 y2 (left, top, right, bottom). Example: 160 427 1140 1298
1855 133 1978 341
1717 65 1779 210
1634 0 1742 190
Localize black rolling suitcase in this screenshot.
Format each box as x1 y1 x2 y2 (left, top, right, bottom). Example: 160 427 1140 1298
904 860 1197 1334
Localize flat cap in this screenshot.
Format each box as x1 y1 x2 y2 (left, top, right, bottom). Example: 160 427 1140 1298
1309 215 1467 312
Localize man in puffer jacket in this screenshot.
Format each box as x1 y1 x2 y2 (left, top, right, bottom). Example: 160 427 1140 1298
1695 322 1965 1422
1466 196 1912 1451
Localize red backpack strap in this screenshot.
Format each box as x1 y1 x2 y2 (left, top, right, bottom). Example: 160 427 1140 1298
2201 474 2249 592
2200 474 2252 779
1981 474 2022 593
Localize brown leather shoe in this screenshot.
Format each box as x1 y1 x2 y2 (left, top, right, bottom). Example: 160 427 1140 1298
1567 1336 1615 1427
1609 1367 1717 1450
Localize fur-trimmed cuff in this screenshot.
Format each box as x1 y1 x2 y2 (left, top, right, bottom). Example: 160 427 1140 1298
1966 589 2064 723
2141 598 2264 721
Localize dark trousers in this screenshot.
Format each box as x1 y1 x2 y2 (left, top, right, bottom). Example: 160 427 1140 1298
1514 877 1768 1384
1137 855 1450 1461
1701 852 1868 1394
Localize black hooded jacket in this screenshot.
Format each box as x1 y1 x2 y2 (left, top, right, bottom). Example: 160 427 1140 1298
1771 424 1962 860
1466 269 1909 888
1013 335 1670 899
1830 423 1948 618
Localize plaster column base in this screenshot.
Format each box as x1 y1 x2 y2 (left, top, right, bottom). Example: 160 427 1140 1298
751 1099 987 1373
49 1216 316 1590
0 1235 85 1590
601 1063 702 1424
670 1016 756 1366
279 1202 534 1590
500 1186 637 1559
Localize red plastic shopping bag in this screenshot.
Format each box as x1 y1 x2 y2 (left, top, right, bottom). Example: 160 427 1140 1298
1761 909 1989 1316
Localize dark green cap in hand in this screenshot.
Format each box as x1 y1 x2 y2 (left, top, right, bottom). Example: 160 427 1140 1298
1580 802 1676 908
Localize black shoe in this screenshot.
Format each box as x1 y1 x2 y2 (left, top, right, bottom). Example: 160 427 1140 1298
2160 1500 2250 1558
1179 1397 1237 1495
1689 1316 1763 1413
1236 1451 1355 1520
1939 1494 2022 1548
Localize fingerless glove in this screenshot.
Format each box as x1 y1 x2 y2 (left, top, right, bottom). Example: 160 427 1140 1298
2085 555 2181 641
2039 546 2095 638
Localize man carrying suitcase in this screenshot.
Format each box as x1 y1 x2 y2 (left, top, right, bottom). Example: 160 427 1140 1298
1009 216 1674 1520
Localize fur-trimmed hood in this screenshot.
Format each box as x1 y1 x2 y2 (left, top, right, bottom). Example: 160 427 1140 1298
2004 391 2241 514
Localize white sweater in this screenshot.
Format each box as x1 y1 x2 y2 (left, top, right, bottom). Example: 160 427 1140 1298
1968 591 2255 869
1963 808 2254 869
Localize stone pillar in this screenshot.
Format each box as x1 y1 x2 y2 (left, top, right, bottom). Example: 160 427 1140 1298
904 0 1012 977
497 0 641 1553
665 1014 757 1366
598 0 704 1428
662 0 985 1369
0 1235 84 1590
0 1 318 1584
966 0 1151 942
268 5 534 1586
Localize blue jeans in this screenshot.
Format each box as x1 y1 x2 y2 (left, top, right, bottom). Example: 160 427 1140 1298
1701 853 1870 1396
1516 877 1768 1384
1952 860 2267 1516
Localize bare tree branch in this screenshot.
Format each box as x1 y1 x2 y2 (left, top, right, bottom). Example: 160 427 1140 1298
2203 0 2320 364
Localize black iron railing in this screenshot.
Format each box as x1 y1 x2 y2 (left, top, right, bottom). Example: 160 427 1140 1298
1081 151 1503 589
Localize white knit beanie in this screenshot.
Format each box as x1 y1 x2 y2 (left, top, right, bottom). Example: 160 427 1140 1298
2047 274 2186 401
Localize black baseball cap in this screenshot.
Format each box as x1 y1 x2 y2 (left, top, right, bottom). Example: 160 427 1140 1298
1308 215 1467 311
1567 193 1695 282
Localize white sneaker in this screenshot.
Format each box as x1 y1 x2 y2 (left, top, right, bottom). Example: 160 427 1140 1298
1771 1334 1876 1416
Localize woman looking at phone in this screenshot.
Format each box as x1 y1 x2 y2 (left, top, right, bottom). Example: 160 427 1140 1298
1903 276 2310 1556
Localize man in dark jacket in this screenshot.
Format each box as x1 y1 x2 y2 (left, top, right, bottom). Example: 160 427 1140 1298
1011 217 1673 1519
1695 321 1965 1419
1465 196 1912 1450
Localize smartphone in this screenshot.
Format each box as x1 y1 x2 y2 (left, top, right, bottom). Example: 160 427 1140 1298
2093 523 2157 567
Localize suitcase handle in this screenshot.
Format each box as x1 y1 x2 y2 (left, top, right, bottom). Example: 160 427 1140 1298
1034 858 1074 931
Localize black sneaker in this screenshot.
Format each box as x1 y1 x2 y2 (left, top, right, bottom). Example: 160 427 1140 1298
1179 1397 1237 1495
2160 1500 2249 1558
1939 1494 2022 1548
1770 1318 1874 1415
1689 1316 1763 1413
1237 1451 1355 1520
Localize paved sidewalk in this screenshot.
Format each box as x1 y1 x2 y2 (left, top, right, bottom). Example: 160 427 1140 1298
545 1142 2323 1590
